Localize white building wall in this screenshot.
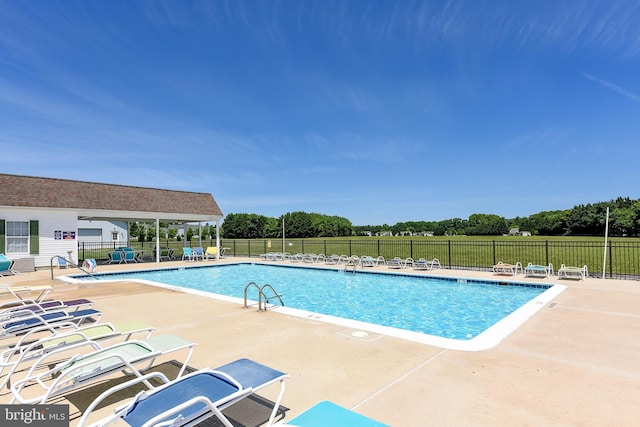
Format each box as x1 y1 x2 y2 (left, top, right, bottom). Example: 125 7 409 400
78 220 127 243
1 207 78 268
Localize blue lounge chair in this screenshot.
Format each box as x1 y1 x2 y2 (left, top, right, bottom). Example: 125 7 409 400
57 256 69 269
117 247 140 263
285 401 390 427
0 254 16 276
1 307 102 339
106 250 124 264
123 249 138 263
182 247 194 261
1 297 92 314
193 246 204 261
525 263 554 278
78 358 288 427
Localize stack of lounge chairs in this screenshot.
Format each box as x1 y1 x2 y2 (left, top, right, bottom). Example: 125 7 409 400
413 258 441 270
495 261 589 280
0 282 391 426
0 283 290 427
388 257 414 269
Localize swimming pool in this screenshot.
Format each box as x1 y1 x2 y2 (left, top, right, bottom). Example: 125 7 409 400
71 263 565 350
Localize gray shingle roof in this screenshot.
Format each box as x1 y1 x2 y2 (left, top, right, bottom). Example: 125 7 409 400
0 174 223 222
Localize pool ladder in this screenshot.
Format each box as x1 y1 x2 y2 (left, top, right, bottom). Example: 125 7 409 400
243 281 284 312
344 264 357 273
344 258 358 273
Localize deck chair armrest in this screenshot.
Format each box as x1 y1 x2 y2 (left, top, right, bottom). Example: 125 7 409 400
141 388 254 427
78 372 172 427
62 349 162 381
123 325 157 340
11 321 79 347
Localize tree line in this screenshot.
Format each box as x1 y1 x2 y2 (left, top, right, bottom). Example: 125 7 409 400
221 197 640 239
222 212 353 239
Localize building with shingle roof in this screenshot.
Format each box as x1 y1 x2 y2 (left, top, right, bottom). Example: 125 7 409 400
0 174 223 268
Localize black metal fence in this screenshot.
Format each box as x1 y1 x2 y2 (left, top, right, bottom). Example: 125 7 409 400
78 239 640 280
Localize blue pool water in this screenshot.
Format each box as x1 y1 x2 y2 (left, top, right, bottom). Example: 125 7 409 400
86 263 551 341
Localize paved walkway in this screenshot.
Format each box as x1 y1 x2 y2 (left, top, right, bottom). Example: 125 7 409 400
1 258 638 426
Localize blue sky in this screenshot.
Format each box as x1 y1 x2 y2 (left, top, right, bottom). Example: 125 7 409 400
1 1 639 225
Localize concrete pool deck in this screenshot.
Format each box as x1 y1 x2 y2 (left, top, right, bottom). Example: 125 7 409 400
1 258 638 426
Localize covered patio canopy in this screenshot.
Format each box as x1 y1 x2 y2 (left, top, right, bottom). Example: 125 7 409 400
0 174 224 262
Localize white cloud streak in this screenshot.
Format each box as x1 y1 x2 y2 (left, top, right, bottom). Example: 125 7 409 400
583 72 640 103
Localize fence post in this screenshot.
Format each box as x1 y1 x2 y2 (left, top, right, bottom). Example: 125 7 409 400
608 240 613 279
545 240 549 265
492 240 496 265
447 240 451 269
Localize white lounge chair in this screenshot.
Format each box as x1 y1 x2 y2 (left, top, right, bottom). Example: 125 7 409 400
0 321 155 390
388 257 413 269
360 256 376 267
303 253 318 263
387 257 403 269
325 254 341 265
0 284 52 304
413 258 441 270
492 261 522 276
524 263 554 278
338 255 350 264
558 264 588 280
10 333 196 404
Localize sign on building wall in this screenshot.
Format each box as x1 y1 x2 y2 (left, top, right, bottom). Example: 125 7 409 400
54 230 76 240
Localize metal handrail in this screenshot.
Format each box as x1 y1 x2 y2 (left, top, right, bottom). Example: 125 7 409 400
243 281 262 310
50 256 99 280
260 284 284 311
243 281 284 312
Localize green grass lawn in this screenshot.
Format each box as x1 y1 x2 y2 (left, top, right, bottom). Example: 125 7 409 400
219 235 640 278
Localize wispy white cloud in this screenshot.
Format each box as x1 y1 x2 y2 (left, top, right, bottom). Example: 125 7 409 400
583 72 640 103
507 128 570 150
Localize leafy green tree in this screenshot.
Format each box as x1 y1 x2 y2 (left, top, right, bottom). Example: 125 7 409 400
610 207 635 236
137 224 146 242
465 214 508 235
285 211 314 238
129 222 140 240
